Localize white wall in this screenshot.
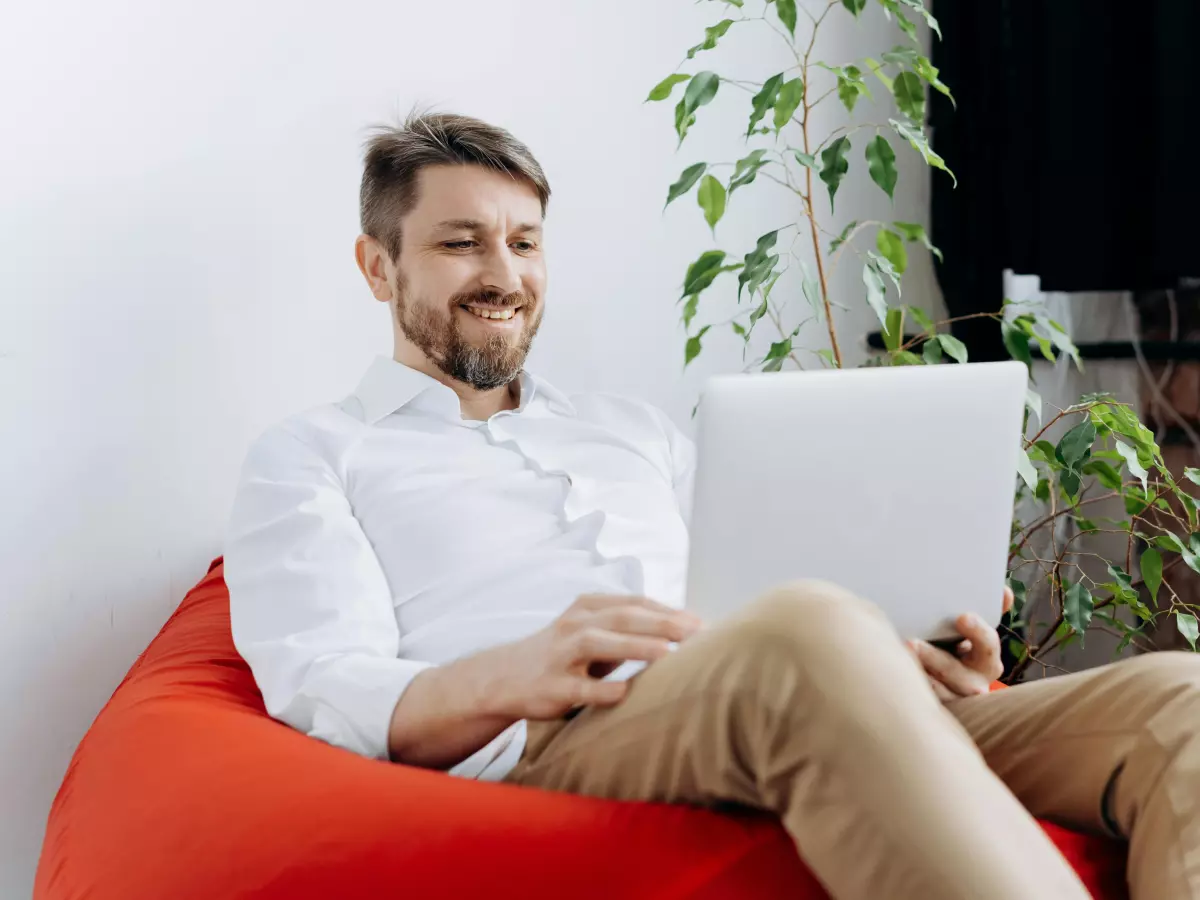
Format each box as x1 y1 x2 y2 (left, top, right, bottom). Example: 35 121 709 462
0 2 938 894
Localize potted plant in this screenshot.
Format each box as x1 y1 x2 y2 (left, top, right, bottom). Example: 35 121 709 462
649 0 1200 680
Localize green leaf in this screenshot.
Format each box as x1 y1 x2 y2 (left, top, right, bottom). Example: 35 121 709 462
749 299 769 327
647 73 692 103
891 220 942 260
731 321 748 340
763 338 793 371
882 307 905 351
793 150 817 168
684 71 720 111
907 305 934 333
862 261 888 326
862 57 895 92
1114 439 1148 490
937 333 967 364
816 348 837 367
837 75 867 112
1185 468 1200 487
1177 612 1199 651
1056 420 1097 469
1002 320 1034 370
881 46 920 67
665 162 707 207
1142 548 1163 605
889 118 956 186
697 175 726 232
864 135 898 201
681 294 699 328
1016 447 1038 490
1064 582 1094 636
686 19 734 59
913 54 954 105
729 149 769 194
922 337 943 364
894 0 941 39
800 260 824 323
748 74 784 136
684 324 711 368
1025 387 1042 425
1081 459 1122 490
774 78 805 130
875 228 908 276
675 72 720 143
819 136 852 212
737 230 780 302
680 250 729 298
842 0 868 14
867 250 902 297
828 220 858 254
892 71 925 121
1007 577 1028 617
775 0 797 35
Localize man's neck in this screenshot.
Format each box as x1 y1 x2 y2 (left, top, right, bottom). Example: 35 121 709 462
393 349 519 421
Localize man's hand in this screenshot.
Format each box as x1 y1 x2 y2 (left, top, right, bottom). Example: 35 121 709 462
908 587 1014 702
484 593 702 720
388 594 700 768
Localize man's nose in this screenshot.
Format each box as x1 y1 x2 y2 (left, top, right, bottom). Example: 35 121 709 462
479 247 524 296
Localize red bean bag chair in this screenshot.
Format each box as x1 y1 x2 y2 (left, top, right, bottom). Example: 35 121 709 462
35 560 1128 899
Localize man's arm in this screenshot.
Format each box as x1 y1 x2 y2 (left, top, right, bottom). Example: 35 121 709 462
228 422 701 770
388 593 701 768
226 423 437 760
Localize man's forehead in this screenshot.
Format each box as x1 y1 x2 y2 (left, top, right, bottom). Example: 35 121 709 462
408 164 543 229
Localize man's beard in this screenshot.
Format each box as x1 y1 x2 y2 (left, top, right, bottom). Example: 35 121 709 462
393 276 542 391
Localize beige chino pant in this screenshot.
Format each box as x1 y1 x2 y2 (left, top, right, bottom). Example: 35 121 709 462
504 581 1200 899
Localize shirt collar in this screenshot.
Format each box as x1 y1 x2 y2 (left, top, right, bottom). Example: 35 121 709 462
351 356 575 425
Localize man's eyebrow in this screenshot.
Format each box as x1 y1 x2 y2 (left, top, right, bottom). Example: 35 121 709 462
431 218 542 235
432 218 485 232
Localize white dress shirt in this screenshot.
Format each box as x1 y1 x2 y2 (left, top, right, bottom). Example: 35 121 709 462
225 356 695 780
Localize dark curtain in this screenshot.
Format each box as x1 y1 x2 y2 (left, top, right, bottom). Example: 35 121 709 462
930 0 1200 361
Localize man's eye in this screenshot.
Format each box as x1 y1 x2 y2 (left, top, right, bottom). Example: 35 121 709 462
511 241 537 252
444 240 476 250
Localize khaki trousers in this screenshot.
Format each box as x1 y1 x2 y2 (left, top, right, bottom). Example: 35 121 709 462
504 581 1200 899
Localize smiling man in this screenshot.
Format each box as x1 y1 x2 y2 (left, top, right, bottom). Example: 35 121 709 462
225 112 1200 900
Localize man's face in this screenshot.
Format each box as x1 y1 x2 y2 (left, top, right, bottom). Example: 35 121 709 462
373 164 546 390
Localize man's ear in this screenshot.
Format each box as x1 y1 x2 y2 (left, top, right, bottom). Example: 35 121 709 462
355 234 394 303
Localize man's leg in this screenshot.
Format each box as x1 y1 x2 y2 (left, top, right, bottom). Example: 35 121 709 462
504 581 1089 900
951 651 1200 898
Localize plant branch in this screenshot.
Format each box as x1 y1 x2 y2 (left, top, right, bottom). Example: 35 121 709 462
798 2 840 367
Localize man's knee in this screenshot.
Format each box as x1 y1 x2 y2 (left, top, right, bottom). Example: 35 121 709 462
709 579 891 674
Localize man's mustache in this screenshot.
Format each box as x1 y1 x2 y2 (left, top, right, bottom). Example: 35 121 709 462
451 289 531 309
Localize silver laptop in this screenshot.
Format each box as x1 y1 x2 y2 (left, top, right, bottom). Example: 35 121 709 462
685 361 1027 640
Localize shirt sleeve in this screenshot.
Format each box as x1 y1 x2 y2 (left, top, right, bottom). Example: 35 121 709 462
224 422 430 760
648 406 697 526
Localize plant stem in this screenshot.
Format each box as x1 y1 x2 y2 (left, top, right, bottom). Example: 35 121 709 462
800 3 841 368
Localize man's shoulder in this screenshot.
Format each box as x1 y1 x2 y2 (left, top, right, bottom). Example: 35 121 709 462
244 402 363 468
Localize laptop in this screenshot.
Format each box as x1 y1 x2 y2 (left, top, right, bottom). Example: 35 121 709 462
684 361 1027 641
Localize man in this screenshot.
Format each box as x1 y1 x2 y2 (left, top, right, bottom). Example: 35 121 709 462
226 112 1200 900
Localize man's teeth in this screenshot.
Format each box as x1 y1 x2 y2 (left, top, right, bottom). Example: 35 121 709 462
465 306 519 320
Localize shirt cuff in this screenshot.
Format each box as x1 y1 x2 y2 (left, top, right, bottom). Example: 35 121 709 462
304 655 435 760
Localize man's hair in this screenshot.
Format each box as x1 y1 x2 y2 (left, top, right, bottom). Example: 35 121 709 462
359 110 551 261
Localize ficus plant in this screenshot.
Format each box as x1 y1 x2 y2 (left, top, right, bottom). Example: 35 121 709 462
650 0 1200 680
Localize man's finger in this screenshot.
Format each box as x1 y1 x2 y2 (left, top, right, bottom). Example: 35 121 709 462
956 613 1003 680
567 676 628 708
909 639 989 697
571 628 672 665
587 606 701 643
1002 586 1015 615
